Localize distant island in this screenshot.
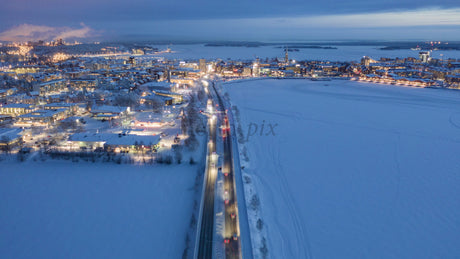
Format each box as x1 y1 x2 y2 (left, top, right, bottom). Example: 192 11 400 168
204 42 339 50
276 46 338 50
378 42 460 51
204 42 263 47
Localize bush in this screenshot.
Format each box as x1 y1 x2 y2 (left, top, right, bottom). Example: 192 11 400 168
250 194 260 211
257 218 264 230
185 132 199 151
173 145 183 164
164 155 173 165
17 152 25 162
189 157 196 165
157 154 164 164
260 237 268 259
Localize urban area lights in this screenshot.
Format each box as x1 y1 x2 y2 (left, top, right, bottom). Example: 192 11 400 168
52 53 70 62
0 42 459 157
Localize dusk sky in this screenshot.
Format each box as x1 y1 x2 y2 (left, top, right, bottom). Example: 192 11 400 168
0 0 459 42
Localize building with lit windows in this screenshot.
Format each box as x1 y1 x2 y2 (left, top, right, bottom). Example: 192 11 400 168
0 104 36 116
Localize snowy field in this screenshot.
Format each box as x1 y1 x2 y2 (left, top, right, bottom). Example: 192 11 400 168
151 44 460 61
224 79 460 258
0 160 199 258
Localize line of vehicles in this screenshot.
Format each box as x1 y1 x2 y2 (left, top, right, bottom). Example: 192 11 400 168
219 114 240 247
204 80 242 258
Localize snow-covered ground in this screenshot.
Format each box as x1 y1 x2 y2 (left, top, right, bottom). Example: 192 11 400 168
223 79 460 258
0 160 199 258
151 44 460 61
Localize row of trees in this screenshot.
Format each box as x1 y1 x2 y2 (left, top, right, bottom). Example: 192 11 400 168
181 94 203 151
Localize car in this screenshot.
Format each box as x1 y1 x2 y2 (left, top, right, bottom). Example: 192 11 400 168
233 234 238 241
231 213 236 219
224 190 229 204
224 239 230 244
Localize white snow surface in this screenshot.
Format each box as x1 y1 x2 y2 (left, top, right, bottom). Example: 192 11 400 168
151 44 460 61
0 160 197 258
224 79 460 258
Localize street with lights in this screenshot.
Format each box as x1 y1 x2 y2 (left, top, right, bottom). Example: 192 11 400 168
196 80 244 259
196 97 218 259
221 110 241 259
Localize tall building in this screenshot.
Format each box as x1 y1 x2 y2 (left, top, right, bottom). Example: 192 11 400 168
199 59 207 72
55 38 64 46
285 47 289 64
126 56 136 66
419 51 430 63
361 56 376 66
252 58 260 77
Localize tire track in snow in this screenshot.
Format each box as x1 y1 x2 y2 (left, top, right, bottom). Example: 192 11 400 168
242 106 304 121
290 83 460 109
391 133 402 209
256 172 288 258
269 141 313 259
449 112 460 130
242 106 460 144
251 142 288 257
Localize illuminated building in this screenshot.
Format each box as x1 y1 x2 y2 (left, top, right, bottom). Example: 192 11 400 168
0 104 36 116
285 47 289 64
199 59 207 72
419 52 431 63
0 128 23 151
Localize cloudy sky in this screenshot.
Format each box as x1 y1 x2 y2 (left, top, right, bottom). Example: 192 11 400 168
0 0 459 42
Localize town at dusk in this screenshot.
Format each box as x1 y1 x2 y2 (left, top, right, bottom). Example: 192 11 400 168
1 0 459 258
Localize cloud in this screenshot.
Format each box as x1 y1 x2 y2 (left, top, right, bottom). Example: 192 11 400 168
105 7 460 41
0 23 96 42
198 8 460 29
55 23 94 40
291 8 460 28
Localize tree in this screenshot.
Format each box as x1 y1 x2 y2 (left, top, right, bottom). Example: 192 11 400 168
197 87 206 103
114 93 139 107
186 104 199 134
172 144 183 164
189 157 196 165
181 116 188 135
150 97 164 114
250 194 260 211
185 131 198 150
1 136 11 152
175 149 182 164
164 154 173 164
256 218 264 230
156 153 164 164
17 151 26 162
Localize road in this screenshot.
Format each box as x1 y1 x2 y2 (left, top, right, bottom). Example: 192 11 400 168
197 80 243 259
222 112 241 258
197 105 218 259
211 81 242 258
